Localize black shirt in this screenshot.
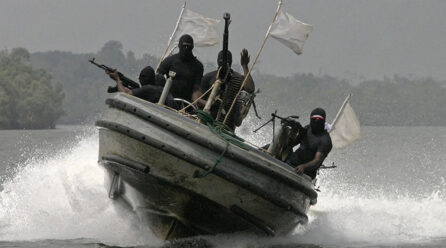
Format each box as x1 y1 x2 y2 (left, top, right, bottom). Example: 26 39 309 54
286 126 333 179
200 70 219 95
131 85 176 109
200 69 242 96
200 69 244 122
157 53 203 102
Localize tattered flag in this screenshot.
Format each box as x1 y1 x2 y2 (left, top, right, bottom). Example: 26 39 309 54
270 11 313 55
329 95 361 148
174 9 220 47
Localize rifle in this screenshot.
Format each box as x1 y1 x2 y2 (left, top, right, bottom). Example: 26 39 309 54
216 13 239 123
89 58 140 93
219 12 231 80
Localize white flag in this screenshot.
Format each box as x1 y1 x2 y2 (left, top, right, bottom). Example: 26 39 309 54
174 9 220 47
329 95 361 148
270 11 313 55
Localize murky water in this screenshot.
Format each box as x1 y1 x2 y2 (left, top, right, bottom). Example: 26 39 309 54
0 125 445 247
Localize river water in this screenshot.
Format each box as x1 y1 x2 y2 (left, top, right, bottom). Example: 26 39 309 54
0 125 445 248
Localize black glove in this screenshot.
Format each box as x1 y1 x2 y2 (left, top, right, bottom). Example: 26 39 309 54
107 85 118 93
240 48 250 67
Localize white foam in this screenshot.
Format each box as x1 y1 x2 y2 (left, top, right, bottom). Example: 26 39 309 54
0 129 161 246
290 189 446 246
235 117 446 246
207 189 446 248
1 123 445 247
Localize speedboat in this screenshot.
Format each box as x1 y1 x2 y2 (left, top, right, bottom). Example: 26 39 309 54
96 93 317 240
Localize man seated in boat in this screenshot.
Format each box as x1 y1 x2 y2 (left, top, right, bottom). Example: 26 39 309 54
285 108 333 179
107 66 176 108
192 49 255 130
156 34 204 103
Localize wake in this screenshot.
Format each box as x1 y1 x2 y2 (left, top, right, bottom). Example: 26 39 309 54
0 128 160 246
0 125 445 247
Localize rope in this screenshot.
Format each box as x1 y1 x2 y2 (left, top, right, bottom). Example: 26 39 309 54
179 67 224 113
179 83 215 113
223 0 283 124
193 142 230 178
196 110 249 150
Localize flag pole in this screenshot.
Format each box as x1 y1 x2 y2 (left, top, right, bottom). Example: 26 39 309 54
155 1 187 71
330 93 352 131
223 0 283 124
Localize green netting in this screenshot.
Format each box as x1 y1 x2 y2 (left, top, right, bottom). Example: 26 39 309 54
196 110 250 150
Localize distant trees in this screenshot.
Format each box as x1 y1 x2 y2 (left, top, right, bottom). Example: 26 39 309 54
14 40 445 127
254 73 446 126
31 40 159 124
0 48 64 129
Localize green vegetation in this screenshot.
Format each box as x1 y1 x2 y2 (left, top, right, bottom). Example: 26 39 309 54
30 41 158 124
0 48 64 129
255 73 446 126
2 40 445 129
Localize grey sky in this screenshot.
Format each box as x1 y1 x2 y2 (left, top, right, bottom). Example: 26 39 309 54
1 0 446 81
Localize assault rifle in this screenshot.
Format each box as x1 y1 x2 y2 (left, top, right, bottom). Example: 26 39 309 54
219 12 231 80
89 58 140 93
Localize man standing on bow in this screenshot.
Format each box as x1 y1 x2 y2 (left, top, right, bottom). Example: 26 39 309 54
156 34 204 102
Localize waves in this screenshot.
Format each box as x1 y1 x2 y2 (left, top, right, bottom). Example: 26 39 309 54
293 188 446 246
0 129 160 246
0 125 445 247
206 183 446 248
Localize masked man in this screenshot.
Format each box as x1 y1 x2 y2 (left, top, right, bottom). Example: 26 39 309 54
192 49 255 130
286 108 333 179
156 34 204 102
107 66 176 108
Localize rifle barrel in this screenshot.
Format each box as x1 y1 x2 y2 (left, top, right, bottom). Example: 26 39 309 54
88 58 140 91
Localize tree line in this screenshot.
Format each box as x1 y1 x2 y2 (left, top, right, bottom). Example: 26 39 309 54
0 48 64 129
1 40 445 129
254 73 446 126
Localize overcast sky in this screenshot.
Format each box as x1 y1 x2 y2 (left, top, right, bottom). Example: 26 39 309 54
1 0 446 81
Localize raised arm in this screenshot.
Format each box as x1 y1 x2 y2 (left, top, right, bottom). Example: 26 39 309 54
240 48 255 93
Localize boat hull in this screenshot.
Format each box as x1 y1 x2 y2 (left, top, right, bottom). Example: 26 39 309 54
96 94 317 239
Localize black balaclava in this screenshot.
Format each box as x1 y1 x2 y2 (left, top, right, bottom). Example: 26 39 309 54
139 66 155 86
310 108 326 134
217 50 232 68
178 34 194 61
